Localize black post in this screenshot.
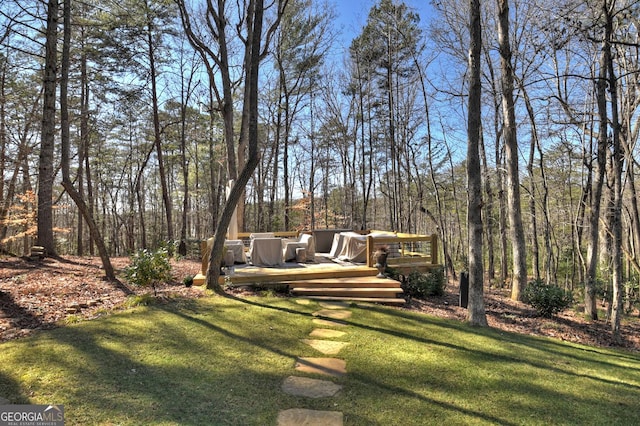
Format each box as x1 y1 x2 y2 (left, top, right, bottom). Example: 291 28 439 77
459 272 469 308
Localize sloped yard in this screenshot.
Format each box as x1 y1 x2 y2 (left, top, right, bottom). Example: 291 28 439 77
1 291 639 425
1 255 639 351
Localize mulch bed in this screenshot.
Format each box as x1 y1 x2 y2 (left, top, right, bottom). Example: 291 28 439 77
0 256 204 342
405 284 640 352
1 255 638 352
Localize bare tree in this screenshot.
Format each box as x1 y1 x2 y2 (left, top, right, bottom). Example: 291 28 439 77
59 0 115 279
466 0 487 327
177 0 287 292
497 0 527 301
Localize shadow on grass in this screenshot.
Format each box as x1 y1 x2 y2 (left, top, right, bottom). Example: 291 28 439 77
42 302 303 424
0 370 29 404
227 294 640 391
347 370 520 426
355 302 640 369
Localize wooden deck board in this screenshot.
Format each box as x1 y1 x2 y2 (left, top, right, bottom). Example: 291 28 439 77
193 256 379 286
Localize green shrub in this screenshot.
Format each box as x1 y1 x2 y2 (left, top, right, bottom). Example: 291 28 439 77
401 267 446 299
124 247 173 295
183 275 194 287
522 279 573 317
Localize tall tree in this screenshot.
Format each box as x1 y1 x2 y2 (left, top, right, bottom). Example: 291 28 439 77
36 0 59 256
350 0 423 232
177 0 287 292
271 0 331 230
467 0 487 326
601 0 623 343
497 0 527 301
59 0 115 279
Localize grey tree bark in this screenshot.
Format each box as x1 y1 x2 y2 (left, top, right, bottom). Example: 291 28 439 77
497 0 527 301
59 0 115 280
466 0 487 327
36 0 58 256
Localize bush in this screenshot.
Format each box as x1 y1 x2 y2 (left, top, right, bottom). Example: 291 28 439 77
401 267 446 299
522 279 573 317
124 247 173 295
183 275 194 288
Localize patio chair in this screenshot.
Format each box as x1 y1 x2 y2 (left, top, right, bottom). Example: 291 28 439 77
282 233 316 262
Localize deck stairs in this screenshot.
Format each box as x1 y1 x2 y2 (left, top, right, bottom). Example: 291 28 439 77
287 274 405 306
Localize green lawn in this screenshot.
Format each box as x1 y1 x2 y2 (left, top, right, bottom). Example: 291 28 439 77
1 295 639 425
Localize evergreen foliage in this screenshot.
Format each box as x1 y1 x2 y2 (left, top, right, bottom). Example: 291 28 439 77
124 246 173 295
523 279 573 318
399 267 446 299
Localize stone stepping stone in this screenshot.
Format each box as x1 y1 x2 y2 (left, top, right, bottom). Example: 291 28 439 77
319 301 350 310
302 339 349 355
295 298 312 305
295 357 347 377
309 328 347 339
312 309 352 320
281 376 342 398
312 318 347 327
277 408 343 426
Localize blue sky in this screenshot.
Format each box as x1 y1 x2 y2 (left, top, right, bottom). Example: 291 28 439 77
331 0 436 49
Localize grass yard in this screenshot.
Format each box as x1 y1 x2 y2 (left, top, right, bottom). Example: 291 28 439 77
1 294 639 425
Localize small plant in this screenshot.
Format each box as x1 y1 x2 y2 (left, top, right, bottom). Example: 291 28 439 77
124 247 173 296
401 267 446 299
522 279 573 317
183 275 194 288
63 314 83 325
125 293 157 308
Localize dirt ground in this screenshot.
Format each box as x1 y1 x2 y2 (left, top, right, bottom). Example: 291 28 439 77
1 255 638 352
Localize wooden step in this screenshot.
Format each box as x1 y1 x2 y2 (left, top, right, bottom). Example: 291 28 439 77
300 295 406 305
291 287 403 298
286 276 402 288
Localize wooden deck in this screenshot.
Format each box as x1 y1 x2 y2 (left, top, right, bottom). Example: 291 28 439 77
194 231 441 305
193 254 375 286
193 254 407 304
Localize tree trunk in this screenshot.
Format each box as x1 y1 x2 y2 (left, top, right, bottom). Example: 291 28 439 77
603 0 623 342
37 0 59 256
585 44 609 322
480 130 495 283
497 0 527 301
60 0 115 280
205 0 276 292
147 17 173 242
466 0 487 327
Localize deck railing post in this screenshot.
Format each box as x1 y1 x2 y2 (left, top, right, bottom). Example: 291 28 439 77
367 235 374 267
201 240 210 275
430 233 438 265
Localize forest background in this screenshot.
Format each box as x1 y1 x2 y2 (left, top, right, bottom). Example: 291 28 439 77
1 1 639 337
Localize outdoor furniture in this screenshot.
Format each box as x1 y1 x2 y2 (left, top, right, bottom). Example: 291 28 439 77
295 247 307 263
312 229 352 253
336 232 368 262
224 239 246 264
282 233 316 262
332 231 397 263
249 237 284 267
329 233 347 258
250 232 275 239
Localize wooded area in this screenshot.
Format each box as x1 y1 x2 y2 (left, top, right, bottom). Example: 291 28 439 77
1 0 639 338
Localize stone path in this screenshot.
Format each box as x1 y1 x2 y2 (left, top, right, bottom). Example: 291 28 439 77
277 301 352 426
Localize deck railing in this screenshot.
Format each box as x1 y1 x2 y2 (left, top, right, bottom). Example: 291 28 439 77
365 232 439 270
199 230 440 276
